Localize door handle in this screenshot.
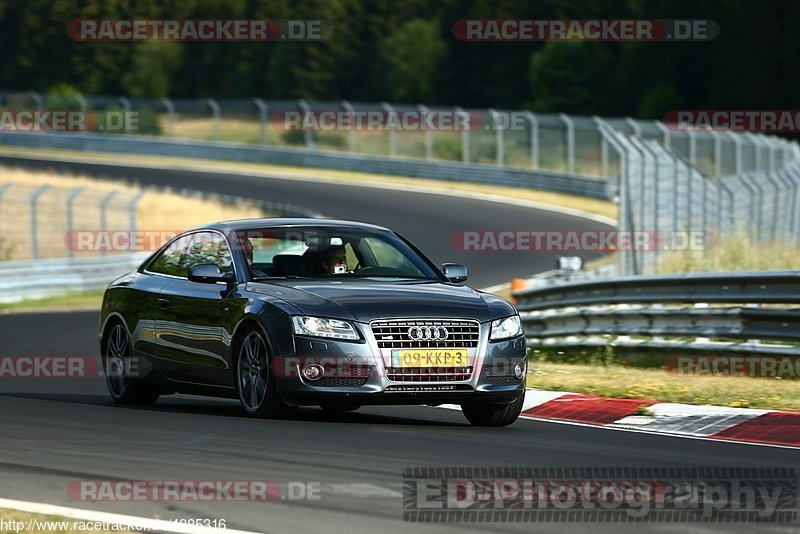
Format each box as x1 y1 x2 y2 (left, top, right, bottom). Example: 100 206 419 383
158 298 170 309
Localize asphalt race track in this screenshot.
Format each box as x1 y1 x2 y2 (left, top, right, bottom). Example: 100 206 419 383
0 157 797 534
1 311 797 534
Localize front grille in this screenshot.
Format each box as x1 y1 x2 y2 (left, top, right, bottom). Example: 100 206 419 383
370 319 480 349
386 366 473 382
313 377 370 387
486 375 522 386
311 364 373 387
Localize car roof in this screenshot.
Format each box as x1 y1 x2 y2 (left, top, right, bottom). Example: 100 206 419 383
188 218 393 234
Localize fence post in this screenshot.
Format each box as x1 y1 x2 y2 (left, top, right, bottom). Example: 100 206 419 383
419 104 432 160
712 131 722 177
0 184 11 255
687 130 697 167
654 120 671 150
207 98 220 141
455 107 470 163
99 191 117 257
253 98 268 145
526 112 539 170
161 98 175 138
66 187 84 258
787 165 800 242
489 108 503 166
297 100 314 149
128 190 147 234
625 118 642 138
382 102 396 157
341 100 355 153
30 185 50 260
559 113 575 174
28 91 42 112
597 121 637 275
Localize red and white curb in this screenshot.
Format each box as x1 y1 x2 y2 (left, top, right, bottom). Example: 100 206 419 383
444 389 800 448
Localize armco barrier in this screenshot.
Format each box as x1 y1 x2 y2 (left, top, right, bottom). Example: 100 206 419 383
0 253 149 303
514 270 800 356
0 131 612 199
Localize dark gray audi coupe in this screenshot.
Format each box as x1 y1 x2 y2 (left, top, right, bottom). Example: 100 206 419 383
99 219 527 426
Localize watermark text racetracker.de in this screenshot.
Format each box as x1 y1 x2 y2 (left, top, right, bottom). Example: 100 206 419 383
0 110 138 132
666 356 800 379
69 480 321 502
452 19 719 42
0 356 97 378
665 110 800 132
67 19 333 41
403 467 798 522
451 230 707 252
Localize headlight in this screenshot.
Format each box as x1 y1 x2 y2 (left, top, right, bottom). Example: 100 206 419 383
292 316 359 340
490 315 522 340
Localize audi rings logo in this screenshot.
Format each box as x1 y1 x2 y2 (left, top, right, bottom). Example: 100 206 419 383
407 326 449 341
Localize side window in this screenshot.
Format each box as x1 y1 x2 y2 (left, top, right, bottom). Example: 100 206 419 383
183 232 234 274
148 234 193 277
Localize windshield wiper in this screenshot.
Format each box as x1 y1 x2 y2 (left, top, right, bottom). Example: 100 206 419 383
251 275 303 280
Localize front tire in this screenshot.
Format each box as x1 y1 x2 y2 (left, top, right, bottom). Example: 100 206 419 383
103 322 159 405
460 390 525 427
235 325 297 419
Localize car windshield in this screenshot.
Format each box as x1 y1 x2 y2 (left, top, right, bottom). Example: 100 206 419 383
233 226 440 280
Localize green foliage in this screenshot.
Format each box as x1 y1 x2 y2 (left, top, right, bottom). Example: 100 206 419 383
122 41 182 98
0 0 796 117
638 85 682 119
528 42 616 114
380 19 446 102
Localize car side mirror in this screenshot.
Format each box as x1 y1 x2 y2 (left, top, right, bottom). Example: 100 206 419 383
188 263 234 284
442 263 468 283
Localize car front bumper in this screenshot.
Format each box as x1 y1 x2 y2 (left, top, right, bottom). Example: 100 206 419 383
276 321 527 406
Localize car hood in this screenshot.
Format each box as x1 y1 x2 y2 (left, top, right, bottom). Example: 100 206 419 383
246 279 515 323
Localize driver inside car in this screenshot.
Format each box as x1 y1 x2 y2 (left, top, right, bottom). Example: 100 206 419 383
237 236 267 278
314 246 349 275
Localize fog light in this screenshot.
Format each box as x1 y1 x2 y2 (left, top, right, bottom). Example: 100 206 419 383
302 364 324 381
514 362 526 379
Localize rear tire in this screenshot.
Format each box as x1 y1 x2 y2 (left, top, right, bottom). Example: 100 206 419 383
461 390 525 427
235 325 297 419
103 322 159 406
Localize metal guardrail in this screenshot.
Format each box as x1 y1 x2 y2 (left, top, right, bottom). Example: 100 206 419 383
0 253 149 303
0 131 611 199
514 271 800 356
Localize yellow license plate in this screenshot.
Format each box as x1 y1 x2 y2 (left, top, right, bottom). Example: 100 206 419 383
395 349 468 368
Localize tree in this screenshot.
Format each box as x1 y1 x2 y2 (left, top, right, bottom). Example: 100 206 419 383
379 19 446 103
528 41 617 114
122 41 182 98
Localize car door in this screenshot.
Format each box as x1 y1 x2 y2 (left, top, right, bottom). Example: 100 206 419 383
154 231 236 385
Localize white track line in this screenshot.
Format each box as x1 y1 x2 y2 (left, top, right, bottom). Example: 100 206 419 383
0 498 261 534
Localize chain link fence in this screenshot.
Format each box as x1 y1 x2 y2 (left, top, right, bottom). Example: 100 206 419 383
1 90 798 276
3 91 789 181
0 182 142 261
598 122 800 275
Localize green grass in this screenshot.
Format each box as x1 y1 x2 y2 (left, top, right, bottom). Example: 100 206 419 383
0 290 104 314
527 360 800 411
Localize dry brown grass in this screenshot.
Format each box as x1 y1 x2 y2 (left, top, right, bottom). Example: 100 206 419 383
657 232 800 273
